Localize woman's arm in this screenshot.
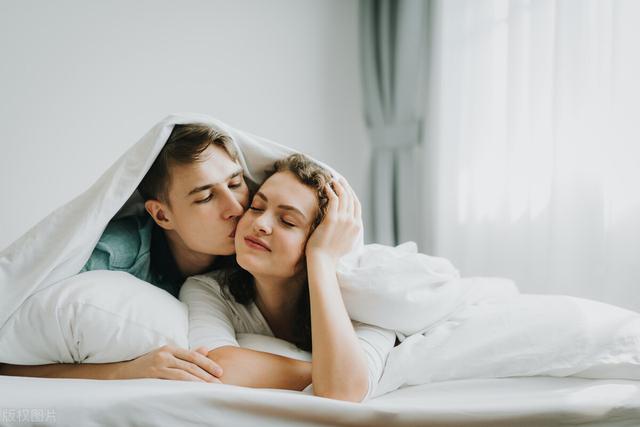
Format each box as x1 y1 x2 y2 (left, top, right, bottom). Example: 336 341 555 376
306 254 369 401
206 346 311 390
180 276 312 390
305 177 369 402
0 345 223 382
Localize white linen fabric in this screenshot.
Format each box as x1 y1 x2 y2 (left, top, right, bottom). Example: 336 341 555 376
335 241 640 397
3 241 637 398
0 271 313 368
236 333 311 362
0 270 188 365
1 375 639 426
336 241 519 336
179 273 396 400
0 113 322 330
375 293 640 397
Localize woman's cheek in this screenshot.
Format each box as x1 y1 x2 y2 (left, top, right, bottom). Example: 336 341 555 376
294 234 309 259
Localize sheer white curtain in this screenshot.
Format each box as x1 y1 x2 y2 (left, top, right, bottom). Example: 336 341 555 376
423 0 640 311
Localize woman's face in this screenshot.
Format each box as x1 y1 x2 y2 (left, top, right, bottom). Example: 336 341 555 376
235 171 319 279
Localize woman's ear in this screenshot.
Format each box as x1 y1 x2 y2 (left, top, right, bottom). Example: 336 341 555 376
144 199 175 230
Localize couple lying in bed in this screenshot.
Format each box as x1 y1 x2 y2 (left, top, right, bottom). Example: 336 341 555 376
0 123 394 402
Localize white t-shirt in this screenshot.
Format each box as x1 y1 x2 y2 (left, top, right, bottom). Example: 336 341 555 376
179 271 396 399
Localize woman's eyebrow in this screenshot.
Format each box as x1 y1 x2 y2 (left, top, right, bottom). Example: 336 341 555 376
187 168 243 196
255 191 307 220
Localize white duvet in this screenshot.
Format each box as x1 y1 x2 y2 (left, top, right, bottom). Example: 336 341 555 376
1 114 639 397
3 375 639 426
337 241 640 396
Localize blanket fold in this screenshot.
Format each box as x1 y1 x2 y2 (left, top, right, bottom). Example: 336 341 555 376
0 113 303 329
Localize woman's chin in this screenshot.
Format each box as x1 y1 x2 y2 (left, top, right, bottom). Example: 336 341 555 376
236 252 258 274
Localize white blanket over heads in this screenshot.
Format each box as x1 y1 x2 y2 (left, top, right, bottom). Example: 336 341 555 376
0 113 319 329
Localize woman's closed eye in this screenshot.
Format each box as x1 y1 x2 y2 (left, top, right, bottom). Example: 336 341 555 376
248 206 295 227
281 218 295 227
229 179 244 189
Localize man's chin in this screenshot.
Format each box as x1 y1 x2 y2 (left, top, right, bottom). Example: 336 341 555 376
199 243 235 257
222 242 237 256
217 247 235 256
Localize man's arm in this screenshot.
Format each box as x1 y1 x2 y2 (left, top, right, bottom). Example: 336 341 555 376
0 345 222 382
0 361 130 379
207 346 311 390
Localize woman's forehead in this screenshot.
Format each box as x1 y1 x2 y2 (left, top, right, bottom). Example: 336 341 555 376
260 172 318 215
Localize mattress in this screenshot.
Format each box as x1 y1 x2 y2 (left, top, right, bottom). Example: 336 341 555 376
1 376 639 426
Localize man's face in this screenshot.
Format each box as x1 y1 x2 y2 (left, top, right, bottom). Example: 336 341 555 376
162 144 250 256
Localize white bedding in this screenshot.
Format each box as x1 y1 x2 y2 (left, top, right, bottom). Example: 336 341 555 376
2 114 640 422
1 375 638 426
338 243 640 396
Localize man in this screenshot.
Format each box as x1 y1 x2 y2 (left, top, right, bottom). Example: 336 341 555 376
0 123 250 382
81 123 250 297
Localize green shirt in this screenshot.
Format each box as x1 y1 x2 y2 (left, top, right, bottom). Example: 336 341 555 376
80 215 183 297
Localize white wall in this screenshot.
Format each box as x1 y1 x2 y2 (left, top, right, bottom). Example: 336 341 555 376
0 0 370 250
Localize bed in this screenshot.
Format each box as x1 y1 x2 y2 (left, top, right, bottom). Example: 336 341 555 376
1 375 639 426
3 114 640 426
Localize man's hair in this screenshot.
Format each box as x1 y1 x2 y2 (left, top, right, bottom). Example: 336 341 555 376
138 123 238 203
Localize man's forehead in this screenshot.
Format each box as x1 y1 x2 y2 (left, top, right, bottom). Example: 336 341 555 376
169 160 243 192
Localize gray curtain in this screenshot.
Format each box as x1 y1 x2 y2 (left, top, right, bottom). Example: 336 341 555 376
360 0 430 246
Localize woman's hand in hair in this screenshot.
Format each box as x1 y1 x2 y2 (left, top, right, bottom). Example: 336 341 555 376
305 176 362 265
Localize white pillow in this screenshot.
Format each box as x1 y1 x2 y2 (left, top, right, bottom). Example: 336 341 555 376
337 242 519 336
236 333 311 362
0 270 188 365
375 294 640 396
236 334 313 394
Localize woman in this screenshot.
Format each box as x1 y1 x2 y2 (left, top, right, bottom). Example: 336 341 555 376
180 154 395 402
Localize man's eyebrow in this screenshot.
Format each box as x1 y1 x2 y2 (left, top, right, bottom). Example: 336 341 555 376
187 168 243 196
255 191 307 220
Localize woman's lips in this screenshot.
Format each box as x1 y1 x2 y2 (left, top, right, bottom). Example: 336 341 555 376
244 236 271 251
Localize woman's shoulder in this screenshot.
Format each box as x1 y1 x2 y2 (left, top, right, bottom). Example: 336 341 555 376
180 271 228 299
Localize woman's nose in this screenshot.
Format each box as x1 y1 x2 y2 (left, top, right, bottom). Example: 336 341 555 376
253 214 272 235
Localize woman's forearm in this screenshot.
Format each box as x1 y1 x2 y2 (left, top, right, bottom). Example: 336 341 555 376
306 253 369 402
207 346 311 390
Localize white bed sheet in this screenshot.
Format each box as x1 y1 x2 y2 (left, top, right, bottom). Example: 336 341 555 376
1 376 638 426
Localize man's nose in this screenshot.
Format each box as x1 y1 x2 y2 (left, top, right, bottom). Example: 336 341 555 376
221 189 244 219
